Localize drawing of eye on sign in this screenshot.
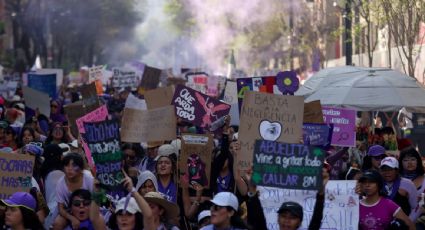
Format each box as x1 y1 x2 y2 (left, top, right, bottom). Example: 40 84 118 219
322 107 356 147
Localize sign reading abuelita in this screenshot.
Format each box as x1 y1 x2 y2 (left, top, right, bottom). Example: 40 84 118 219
83 119 125 199
251 140 325 190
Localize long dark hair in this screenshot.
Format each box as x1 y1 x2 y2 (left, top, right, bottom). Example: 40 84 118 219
399 147 425 175
18 127 35 148
46 122 68 144
107 212 144 230
20 206 44 230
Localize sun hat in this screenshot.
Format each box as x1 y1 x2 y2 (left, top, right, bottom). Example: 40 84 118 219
210 192 239 211
144 192 179 219
380 157 399 169
115 197 141 214
277 201 303 220
1 192 36 212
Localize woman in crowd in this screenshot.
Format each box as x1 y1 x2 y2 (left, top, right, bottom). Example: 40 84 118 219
3 126 18 151
135 170 158 196
107 197 144 230
64 189 106 230
0 192 44 230
50 99 67 124
358 170 414 229
379 156 418 220
362 145 387 171
121 143 144 178
18 126 36 146
46 122 72 145
53 153 94 230
155 145 178 203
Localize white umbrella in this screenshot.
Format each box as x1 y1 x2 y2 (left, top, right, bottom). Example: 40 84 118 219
296 67 425 112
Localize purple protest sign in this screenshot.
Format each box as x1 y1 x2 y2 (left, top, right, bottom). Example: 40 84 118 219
303 123 333 147
172 85 231 131
322 107 356 147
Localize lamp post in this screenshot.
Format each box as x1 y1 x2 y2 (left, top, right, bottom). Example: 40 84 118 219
345 0 352 66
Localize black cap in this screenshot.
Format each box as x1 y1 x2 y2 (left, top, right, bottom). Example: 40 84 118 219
277 202 303 220
359 170 383 183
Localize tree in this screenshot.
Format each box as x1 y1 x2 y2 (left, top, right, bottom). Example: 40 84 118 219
380 0 425 77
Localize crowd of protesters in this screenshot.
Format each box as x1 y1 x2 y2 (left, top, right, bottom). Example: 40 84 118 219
0 83 424 230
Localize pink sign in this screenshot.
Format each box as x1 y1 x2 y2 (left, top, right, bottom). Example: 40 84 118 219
76 105 109 168
322 107 356 147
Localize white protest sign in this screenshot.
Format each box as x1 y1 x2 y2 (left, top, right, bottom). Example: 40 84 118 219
112 68 138 89
22 86 51 116
88 65 104 82
223 81 239 126
125 93 147 110
259 180 358 230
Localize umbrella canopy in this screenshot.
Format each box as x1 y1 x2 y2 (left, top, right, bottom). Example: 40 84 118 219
296 66 425 112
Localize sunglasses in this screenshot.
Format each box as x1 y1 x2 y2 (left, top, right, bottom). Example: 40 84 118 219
72 199 91 207
211 204 227 211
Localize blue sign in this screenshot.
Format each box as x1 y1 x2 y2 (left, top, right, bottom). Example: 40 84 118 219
302 123 333 147
27 73 57 98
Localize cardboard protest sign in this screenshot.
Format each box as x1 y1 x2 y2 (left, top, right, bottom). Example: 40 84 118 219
223 81 240 126
172 85 231 130
27 73 57 98
139 65 162 93
180 134 213 188
258 180 359 230
120 106 176 143
303 123 333 147
88 65 104 94
112 68 138 89
76 105 109 169
124 93 147 110
322 107 356 147
303 100 324 123
64 102 87 137
83 120 125 199
144 86 174 109
0 152 35 199
80 82 100 112
251 140 325 190
238 91 304 171
22 86 51 116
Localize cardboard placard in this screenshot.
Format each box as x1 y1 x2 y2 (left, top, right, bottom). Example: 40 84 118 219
251 140 324 190
144 86 175 109
125 93 147 110
0 152 35 199
88 65 104 82
80 82 100 113
27 73 57 98
22 86 51 116
238 91 304 171
172 85 230 129
303 100 324 123
120 106 176 143
83 120 125 199
259 180 359 230
139 65 162 91
112 68 138 89
302 123 333 147
76 105 109 169
223 81 240 126
180 134 213 188
322 107 356 147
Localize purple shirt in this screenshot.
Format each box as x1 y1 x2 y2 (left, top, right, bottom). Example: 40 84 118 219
359 197 400 230
158 180 177 203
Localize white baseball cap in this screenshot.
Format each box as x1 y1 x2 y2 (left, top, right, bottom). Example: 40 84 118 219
155 144 178 160
198 210 211 223
115 197 141 214
210 192 239 211
380 156 399 169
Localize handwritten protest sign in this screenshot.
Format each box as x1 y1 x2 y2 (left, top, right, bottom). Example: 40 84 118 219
259 180 358 230
83 120 125 199
112 68 138 89
138 65 162 94
27 73 57 98
180 134 213 188
22 86 51 116
76 105 109 168
144 86 174 109
223 81 240 126
251 140 324 190
322 107 356 147
88 65 104 94
120 106 176 143
172 85 230 129
238 91 304 171
303 123 333 147
0 152 35 199
80 82 100 112
304 100 324 123
124 93 147 110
